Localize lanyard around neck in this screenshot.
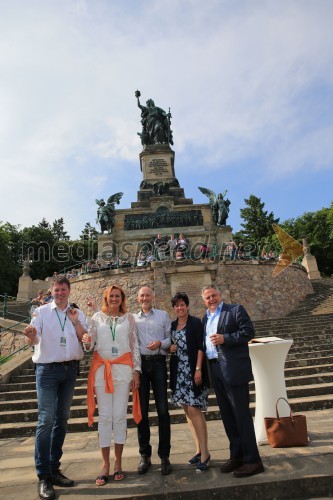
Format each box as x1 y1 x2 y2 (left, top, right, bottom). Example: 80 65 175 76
109 316 118 341
55 309 67 332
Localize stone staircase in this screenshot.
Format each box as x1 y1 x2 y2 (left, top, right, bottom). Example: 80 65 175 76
0 279 332 439
1 300 31 323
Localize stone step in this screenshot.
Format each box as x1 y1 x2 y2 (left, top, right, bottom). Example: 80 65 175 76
14 345 333 382
254 312 333 325
255 321 333 331
1 394 333 439
285 355 333 368
1 380 332 416
3 356 333 393
254 325 333 337
3 370 331 406
284 363 333 377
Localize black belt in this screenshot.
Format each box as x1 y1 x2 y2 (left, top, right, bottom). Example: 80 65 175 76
38 360 79 366
141 354 165 361
208 358 219 364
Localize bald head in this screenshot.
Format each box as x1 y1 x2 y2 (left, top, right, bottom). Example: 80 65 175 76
138 286 154 312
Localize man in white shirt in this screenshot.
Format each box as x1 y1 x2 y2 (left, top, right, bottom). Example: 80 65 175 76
24 276 87 500
133 286 172 476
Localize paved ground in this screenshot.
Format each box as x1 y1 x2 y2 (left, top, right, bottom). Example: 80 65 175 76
0 409 332 499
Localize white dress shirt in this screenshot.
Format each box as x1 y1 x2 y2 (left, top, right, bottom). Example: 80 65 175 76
205 302 223 359
30 301 86 363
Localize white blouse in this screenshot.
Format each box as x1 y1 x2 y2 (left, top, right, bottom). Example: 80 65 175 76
87 311 141 387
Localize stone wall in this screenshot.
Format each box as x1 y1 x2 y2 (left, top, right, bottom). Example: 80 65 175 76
69 260 313 321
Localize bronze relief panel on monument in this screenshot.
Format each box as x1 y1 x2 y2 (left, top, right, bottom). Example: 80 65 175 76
124 209 203 231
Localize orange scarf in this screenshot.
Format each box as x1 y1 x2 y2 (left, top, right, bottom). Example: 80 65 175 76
87 350 142 427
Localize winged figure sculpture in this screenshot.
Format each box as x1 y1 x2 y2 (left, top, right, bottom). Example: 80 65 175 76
96 192 123 234
198 187 231 226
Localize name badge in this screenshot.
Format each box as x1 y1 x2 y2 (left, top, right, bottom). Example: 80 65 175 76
60 336 66 346
111 346 118 356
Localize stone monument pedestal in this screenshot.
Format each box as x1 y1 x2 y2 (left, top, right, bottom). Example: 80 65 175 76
302 254 321 280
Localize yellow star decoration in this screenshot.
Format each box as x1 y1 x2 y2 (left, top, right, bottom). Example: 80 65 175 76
272 224 304 277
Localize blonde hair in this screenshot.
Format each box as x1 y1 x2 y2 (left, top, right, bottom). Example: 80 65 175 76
101 285 127 313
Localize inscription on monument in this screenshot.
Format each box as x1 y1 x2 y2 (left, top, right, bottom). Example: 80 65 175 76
148 158 169 176
125 210 203 231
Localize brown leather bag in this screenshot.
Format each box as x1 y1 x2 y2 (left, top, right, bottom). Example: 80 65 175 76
264 397 308 448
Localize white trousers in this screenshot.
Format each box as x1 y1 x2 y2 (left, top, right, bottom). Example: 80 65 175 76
95 381 131 448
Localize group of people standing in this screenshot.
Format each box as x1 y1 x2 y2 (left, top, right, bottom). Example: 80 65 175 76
24 276 264 500
154 233 188 261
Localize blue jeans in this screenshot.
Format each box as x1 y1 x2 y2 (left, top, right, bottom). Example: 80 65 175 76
35 362 78 478
137 357 171 458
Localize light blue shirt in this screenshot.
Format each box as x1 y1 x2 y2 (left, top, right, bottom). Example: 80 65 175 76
133 308 171 356
205 302 223 359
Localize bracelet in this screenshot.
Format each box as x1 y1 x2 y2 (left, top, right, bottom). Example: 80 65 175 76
195 367 201 371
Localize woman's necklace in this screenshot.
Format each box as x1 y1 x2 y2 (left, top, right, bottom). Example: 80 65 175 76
177 316 188 329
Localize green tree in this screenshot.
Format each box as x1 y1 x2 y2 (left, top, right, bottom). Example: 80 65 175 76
52 218 69 241
21 225 57 279
38 218 50 229
0 224 21 295
282 205 333 276
80 222 99 241
235 195 279 255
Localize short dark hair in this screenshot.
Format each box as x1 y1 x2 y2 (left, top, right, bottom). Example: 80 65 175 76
52 275 71 289
171 292 189 307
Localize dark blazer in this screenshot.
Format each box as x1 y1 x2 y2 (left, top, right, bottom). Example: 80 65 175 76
202 303 255 386
169 315 209 396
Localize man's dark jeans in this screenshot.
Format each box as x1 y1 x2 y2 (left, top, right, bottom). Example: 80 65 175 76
35 362 78 477
137 356 171 458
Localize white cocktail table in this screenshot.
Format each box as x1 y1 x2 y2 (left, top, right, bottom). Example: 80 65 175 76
249 338 293 444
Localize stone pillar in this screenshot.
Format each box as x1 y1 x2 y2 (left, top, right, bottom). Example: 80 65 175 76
301 236 321 280
17 258 33 300
17 275 33 300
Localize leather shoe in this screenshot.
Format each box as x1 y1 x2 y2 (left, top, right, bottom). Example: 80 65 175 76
138 455 151 474
220 458 244 473
38 479 55 500
233 461 265 478
50 469 74 487
161 457 172 475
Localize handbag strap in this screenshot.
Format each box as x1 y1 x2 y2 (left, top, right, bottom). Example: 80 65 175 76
276 397 292 419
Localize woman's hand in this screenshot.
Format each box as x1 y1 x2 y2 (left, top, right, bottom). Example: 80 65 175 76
67 307 79 325
82 333 91 344
194 369 202 386
87 296 97 312
169 344 177 353
132 371 140 391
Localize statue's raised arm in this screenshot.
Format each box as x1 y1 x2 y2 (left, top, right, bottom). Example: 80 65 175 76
134 90 173 146
198 186 231 226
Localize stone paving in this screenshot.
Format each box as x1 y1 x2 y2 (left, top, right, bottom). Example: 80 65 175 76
0 409 332 499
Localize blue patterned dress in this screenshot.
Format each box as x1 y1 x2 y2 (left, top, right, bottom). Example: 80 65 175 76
170 327 208 410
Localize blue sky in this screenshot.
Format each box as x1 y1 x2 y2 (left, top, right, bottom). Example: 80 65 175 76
0 0 332 238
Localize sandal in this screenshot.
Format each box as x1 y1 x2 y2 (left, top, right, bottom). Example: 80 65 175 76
188 452 201 465
113 471 126 481
95 474 109 486
196 454 211 473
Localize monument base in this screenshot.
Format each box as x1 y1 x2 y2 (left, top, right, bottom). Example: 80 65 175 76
302 254 321 280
